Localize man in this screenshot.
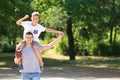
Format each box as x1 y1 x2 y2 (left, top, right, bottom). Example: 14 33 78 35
15 32 43 80
14 31 64 80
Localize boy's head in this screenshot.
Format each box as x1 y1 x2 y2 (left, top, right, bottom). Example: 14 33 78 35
31 12 40 24
32 12 40 16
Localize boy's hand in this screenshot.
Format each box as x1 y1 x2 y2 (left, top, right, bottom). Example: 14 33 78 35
23 15 29 19
16 15 29 25
59 31 64 37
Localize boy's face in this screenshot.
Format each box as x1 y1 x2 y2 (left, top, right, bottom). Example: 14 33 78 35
31 15 39 24
25 34 33 44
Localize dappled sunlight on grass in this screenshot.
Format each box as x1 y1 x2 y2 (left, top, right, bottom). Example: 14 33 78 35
42 49 69 60
42 50 120 69
0 51 120 70
0 62 6 65
0 53 15 67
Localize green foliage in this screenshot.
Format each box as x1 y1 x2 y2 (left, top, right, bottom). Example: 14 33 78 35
54 36 69 55
31 0 66 30
0 0 33 52
1 44 15 53
1 0 120 59
94 42 120 56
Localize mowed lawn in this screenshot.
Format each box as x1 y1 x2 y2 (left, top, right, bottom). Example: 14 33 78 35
0 49 120 70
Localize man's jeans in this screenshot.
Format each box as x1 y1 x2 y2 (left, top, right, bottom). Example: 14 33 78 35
21 72 40 80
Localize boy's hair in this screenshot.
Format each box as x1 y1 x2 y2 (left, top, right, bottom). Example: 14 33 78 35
26 32 33 37
32 12 40 16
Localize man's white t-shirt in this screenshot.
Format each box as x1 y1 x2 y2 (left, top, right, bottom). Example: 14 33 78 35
21 21 46 42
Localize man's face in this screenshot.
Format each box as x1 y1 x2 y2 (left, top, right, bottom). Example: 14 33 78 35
31 15 39 24
25 34 33 44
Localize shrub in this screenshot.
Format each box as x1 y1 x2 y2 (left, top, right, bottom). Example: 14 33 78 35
1 44 15 53
94 42 120 56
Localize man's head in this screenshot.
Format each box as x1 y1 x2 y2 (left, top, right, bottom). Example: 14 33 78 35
25 32 33 44
31 12 40 25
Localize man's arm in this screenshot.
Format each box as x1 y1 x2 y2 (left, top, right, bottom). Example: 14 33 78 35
33 45 44 66
16 15 29 26
42 32 64 51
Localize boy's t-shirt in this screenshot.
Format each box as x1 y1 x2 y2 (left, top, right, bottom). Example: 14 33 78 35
21 21 46 42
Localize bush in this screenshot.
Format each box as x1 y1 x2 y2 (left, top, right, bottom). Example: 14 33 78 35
94 42 120 56
54 36 69 55
1 44 15 53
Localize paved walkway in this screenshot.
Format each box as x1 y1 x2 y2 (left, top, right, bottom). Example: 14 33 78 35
0 66 120 80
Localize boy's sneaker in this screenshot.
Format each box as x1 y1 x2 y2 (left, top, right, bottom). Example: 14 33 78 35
40 66 44 73
18 64 23 72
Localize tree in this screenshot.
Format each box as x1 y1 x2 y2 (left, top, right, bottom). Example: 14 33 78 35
0 0 33 52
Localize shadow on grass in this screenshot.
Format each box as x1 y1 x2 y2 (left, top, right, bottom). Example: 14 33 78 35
0 53 120 70
43 57 120 70
0 53 16 67
0 53 120 80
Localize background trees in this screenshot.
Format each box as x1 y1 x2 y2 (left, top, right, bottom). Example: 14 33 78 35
0 0 120 60
0 0 32 52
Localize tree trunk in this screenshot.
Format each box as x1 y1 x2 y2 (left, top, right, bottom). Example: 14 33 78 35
13 24 17 48
113 27 117 43
109 26 113 44
66 17 75 60
109 0 115 44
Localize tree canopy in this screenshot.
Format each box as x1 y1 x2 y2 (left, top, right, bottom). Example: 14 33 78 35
1 0 120 60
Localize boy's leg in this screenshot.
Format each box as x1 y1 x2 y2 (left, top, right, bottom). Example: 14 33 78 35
16 58 23 72
18 64 23 72
32 41 43 52
16 40 26 72
32 41 44 73
16 39 26 49
14 57 23 72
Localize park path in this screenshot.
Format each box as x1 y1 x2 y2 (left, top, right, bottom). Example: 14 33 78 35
0 66 120 80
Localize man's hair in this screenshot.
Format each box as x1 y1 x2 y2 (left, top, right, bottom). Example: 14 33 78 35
26 32 33 37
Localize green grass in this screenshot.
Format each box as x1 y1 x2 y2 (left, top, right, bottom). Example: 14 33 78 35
0 53 16 67
0 52 120 70
43 57 120 69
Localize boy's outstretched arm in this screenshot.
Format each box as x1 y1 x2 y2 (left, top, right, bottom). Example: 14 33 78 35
42 32 64 51
45 28 63 34
16 15 29 26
